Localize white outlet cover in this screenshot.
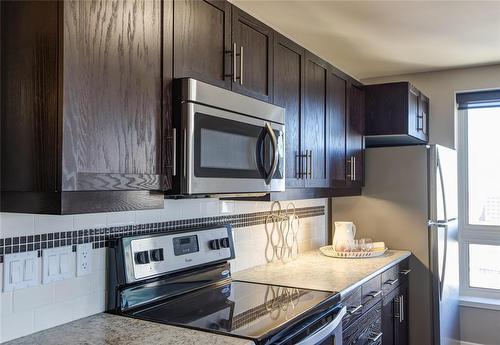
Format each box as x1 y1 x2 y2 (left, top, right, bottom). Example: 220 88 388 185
3 251 39 292
76 243 93 277
42 246 74 284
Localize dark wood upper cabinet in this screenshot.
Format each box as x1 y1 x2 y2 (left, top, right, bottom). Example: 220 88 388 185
328 72 348 185
365 82 429 147
303 52 329 188
231 6 273 102
173 0 231 90
347 83 365 187
1 0 170 214
273 34 305 189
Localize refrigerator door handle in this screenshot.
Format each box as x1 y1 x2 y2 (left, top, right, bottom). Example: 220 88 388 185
436 150 449 301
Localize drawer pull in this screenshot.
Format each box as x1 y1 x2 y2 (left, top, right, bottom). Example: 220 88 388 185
400 269 412 276
347 304 363 314
384 278 399 286
368 332 383 343
367 290 383 298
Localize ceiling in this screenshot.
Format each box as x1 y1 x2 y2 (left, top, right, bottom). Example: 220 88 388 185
231 0 500 80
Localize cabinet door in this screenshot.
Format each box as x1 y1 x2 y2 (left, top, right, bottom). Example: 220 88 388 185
303 52 329 188
407 84 420 139
62 0 165 191
347 83 365 186
382 288 399 345
273 34 305 188
418 93 429 141
231 6 273 102
328 72 347 187
395 283 409 345
173 0 231 90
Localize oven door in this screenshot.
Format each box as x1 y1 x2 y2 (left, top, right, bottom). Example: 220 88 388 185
182 102 285 195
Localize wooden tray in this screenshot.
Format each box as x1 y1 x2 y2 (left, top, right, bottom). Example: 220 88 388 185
319 246 387 258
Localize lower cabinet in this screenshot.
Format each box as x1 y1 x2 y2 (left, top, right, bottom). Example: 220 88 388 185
342 258 410 345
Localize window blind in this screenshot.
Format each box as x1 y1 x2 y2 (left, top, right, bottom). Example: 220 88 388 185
456 89 500 110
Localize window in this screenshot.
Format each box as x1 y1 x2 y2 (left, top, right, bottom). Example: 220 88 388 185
457 92 500 300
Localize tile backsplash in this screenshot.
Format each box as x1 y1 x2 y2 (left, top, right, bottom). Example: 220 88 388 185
0 198 327 343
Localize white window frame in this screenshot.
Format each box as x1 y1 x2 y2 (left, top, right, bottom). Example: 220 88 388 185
457 106 500 301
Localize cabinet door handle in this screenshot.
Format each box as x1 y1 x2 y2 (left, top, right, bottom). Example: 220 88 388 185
308 150 312 178
384 278 399 286
368 332 383 343
367 290 382 298
347 157 354 181
353 156 356 181
304 151 308 180
172 128 177 177
400 269 412 275
232 42 237 83
401 295 404 322
240 45 244 85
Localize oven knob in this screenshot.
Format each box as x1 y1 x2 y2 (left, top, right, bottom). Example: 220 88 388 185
134 251 150 265
219 237 230 249
209 239 221 250
150 248 164 262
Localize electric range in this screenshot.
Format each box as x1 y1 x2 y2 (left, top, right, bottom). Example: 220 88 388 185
107 225 345 344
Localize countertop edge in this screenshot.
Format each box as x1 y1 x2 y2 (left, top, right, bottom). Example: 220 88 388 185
339 251 412 298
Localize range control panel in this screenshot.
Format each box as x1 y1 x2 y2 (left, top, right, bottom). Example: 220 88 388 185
123 226 234 282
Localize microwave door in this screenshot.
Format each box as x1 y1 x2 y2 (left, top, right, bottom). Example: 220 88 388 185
256 123 279 185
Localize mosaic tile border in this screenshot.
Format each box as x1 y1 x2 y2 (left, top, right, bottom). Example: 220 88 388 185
0 206 325 263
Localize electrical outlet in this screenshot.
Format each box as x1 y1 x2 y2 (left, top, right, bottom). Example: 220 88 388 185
76 243 93 277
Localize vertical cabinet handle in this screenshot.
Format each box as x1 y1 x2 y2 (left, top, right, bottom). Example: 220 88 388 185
308 150 312 179
353 156 356 181
240 46 244 85
304 151 309 179
172 128 177 177
347 156 355 181
232 42 237 83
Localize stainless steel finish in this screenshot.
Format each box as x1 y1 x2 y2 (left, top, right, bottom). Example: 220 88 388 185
308 150 312 179
347 156 355 181
368 290 382 298
347 304 363 314
178 78 286 195
385 278 399 286
368 332 383 342
172 128 177 176
305 151 309 180
123 226 233 284
265 122 279 185
400 269 412 276
401 295 405 322
295 306 346 345
240 45 243 85
436 150 448 301
233 43 237 83
399 296 404 322
353 156 356 181
179 78 284 125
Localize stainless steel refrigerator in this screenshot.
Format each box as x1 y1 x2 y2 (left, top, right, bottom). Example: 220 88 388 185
332 144 460 345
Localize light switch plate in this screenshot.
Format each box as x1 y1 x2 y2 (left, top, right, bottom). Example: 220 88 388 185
42 246 74 284
76 243 93 277
3 251 39 292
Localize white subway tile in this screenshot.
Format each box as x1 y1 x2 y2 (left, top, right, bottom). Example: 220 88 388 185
72 291 106 320
34 300 75 332
220 201 235 214
180 199 201 219
0 213 35 238
53 275 92 302
199 199 220 217
92 247 107 271
1 308 35 342
12 283 55 313
160 199 182 221
1 291 13 316
135 209 160 225
74 213 107 230
106 211 136 227
34 215 74 235
90 269 106 293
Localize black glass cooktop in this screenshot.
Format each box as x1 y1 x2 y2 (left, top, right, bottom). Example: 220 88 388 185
129 280 339 342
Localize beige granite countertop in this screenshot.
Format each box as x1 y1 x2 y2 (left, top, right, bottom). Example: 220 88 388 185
233 249 411 297
2 313 253 345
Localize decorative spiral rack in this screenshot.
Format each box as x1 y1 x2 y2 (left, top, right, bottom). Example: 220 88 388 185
264 201 300 263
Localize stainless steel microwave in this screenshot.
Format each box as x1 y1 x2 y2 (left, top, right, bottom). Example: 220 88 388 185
174 78 285 195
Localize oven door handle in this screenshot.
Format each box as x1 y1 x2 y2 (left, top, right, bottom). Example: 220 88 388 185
296 306 347 345
265 122 278 185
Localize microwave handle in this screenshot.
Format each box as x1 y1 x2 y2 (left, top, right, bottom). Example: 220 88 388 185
265 123 279 185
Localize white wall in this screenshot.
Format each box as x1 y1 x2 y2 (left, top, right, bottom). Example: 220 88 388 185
460 306 500 345
362 64 500 149
0 198 328 342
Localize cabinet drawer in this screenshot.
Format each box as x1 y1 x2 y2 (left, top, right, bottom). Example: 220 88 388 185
343 301 383 345
362 275 382 314
381 265 399 295
398 258 411 284
342 286 363 328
